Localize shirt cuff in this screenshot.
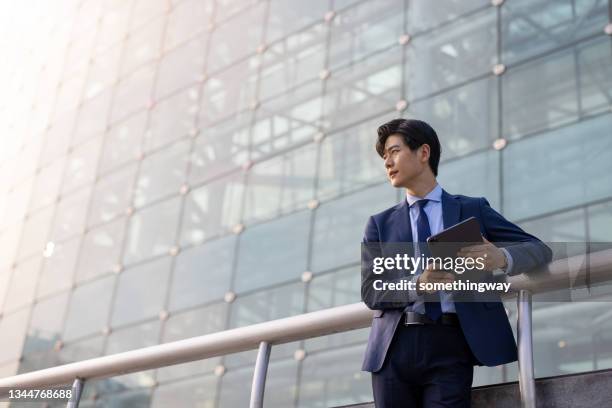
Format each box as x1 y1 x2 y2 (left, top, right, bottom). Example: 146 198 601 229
500 247 514 274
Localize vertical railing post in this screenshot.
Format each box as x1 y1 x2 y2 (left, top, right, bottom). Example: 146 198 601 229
517 290 536 408
66 377 84 408
249 341 272 408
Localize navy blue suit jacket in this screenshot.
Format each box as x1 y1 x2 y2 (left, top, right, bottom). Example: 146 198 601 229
361 190 552 372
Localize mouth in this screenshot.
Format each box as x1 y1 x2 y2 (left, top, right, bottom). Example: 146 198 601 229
388 170 398 179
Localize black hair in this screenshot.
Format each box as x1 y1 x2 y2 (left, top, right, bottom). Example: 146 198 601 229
375 118 441 176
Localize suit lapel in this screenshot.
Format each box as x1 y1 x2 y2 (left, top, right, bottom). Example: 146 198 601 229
392 199 413 242
441 190 461 229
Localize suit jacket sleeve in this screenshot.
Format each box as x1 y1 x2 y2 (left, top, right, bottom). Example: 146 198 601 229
479 198 552 276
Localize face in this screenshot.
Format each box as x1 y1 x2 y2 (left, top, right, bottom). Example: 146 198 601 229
382 134 429 188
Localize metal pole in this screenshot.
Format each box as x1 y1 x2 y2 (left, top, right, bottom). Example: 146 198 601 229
517 290 536 408
66 377 84 408
249 341 271 408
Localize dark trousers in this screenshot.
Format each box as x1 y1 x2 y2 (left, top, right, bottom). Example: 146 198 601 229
371 322 476 408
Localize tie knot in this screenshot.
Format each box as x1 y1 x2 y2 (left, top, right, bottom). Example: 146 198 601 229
413 199 429 210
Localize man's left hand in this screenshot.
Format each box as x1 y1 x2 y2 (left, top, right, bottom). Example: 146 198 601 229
457 236 507 271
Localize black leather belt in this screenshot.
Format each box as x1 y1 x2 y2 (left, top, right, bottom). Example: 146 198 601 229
403 311 460 326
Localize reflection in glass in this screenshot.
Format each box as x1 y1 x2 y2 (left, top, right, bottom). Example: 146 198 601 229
50 187 92 242
99 112 146 175
61 137 102 194
76 217 125 282
234 212 310 293
111 65 155 123
88 163 137 227
17 206 54 260
156 35 207 99
38 237 80 298
3 257 41 312
63 275 115 341
0 309 30 364
229 282 304 328
24 292 70 354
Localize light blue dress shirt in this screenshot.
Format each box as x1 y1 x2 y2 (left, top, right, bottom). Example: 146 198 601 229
404 184 513 315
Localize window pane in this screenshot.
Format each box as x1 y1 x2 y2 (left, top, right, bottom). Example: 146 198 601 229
180 174 244 246
317 114 391 201
99 112 146 175
144 88 198 152
407 0 489 34
163 0 213 52
124 197 181 265
409 76 498 160
502 114 612 220
0 309 30 364
501 0 608 64
120 16 164 76
76 217 125 283
151 375 218 408
111 65 155 123
3 257 41 312
63 275 115 341
155 35 207 99
265 0 329 44
170 236 235 311
311 183 395 272
18 206 55 260
111 257 171 327
61 137 102 194
133 140 190 207
588 201 612 242
437 149 501 211
502 46 579 140
38 237 80 298
74 89 113 143
234 212 310 293
243 144 317 224
229 282 304 328
88 163 137 227
578 36 612 118
28 158 65 211
50 187 92 242
406 7 497 100
24 292 69 354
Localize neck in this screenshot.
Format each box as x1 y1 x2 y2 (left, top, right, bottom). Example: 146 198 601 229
404 174 437 198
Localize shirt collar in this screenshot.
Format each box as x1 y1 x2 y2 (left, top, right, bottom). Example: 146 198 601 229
405 183 442 207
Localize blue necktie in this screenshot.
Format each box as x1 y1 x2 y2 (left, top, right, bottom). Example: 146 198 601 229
414 199 442 321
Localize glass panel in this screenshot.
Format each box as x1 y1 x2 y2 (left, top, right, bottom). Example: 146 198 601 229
120 16 165 76
88 163 137 227
501 0 608 64
588 201 612 242
3 257 41 312
50 187 92 242
63 275 115 341
243 143 317 224
169 236 234 311
28 158 65 210
99 111 146 175
502 45 578 140
61 136 102 194
76 217 125 283
266 0 329 44
327 0 404 70
0 225 21 271
180 173 244 246
133 139 190 207
311 183 395 272
578 36 612 118
144 88 199 152
123 196 181 265
38 237 80 298
437 149 501 211
298 343 372 408
95 4 131 53
0 308 30 364
189 111 250 184
214 0 258 22
130 0 169 31
502 114 612 220
155 34 207 99
218 358 298 408
409 75 498 160
74 88 113 142
206 2 266 72
251 80 323 158
17 206 55 260
96 389 152 407
229 282 304 328
199 56 259 126
151 375 218 408
111 257 171 327
24 292 69 354
156 303 226 382
407 0 489 33
163 0 213 52
111 65 155 123
234 211 310 293
317 114 392 201
55 72 86 116
1 180 33 231
519 208 586 242
322 46 402 132
406 7 497 100
259 22 327 102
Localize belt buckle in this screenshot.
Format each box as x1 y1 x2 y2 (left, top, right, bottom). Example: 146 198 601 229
404 311 425 326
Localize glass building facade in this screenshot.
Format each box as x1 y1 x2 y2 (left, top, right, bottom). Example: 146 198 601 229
0 0 611 406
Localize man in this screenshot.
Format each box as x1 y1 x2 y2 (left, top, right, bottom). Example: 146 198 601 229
361 119 552 407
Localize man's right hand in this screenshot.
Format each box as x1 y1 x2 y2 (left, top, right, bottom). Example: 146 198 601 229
416 264 455 294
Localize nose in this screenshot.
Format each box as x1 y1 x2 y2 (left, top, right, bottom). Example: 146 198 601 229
384 156 393 169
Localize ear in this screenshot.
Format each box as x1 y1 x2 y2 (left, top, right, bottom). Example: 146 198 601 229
420 144 431 162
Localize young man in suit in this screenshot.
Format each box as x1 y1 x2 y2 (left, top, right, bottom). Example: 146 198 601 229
361 119 552 407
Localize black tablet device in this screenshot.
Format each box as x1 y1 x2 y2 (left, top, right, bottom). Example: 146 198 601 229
426 216 483 259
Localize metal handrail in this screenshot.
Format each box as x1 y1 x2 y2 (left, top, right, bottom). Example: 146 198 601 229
0 248 610 407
